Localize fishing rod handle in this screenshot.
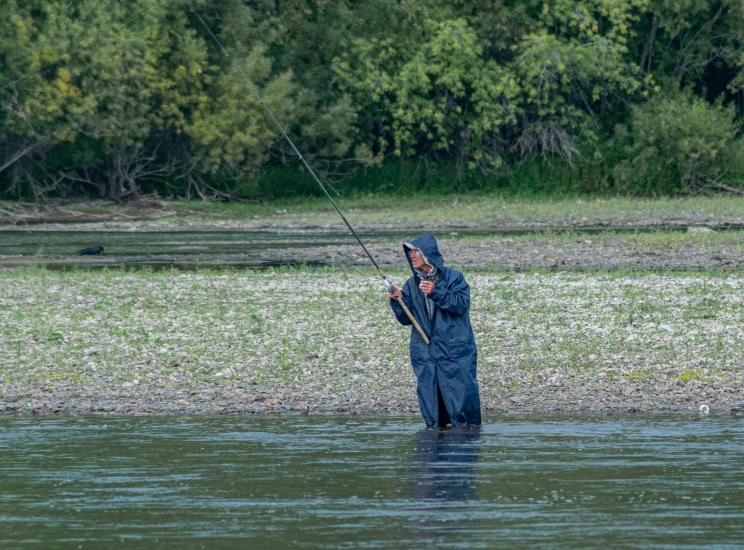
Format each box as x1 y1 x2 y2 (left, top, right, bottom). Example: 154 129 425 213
396 297 430 345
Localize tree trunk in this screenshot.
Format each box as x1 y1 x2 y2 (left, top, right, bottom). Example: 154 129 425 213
640 16 659 73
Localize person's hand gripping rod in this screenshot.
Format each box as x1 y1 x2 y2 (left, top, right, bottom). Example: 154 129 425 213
383 276 430 344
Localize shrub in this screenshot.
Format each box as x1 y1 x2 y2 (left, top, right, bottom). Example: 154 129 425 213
613 88 744 194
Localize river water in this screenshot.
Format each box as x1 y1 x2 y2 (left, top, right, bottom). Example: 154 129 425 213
1 415 743 548
2 226 740 269
0 230 355 269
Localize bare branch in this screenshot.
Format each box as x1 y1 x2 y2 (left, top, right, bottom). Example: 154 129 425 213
674 4 726 78
0 139 42 175
706 179 744 195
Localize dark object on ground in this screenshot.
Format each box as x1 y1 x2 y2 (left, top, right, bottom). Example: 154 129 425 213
390 233 481 428
79 246 104 255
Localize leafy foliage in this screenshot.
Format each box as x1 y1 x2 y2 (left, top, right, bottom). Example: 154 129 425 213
614 88 744 192
0 0 742 199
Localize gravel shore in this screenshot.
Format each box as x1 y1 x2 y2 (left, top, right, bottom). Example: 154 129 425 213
2 269 744 416
260 230 744 272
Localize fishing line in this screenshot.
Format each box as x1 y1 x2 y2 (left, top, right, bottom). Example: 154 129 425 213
190 6 430 343
189 7 383 271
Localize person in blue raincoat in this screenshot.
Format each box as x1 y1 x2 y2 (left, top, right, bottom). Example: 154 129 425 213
388 233 481 428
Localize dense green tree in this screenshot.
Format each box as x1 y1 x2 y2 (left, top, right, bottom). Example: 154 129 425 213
0 0 210 199
0 0 742 199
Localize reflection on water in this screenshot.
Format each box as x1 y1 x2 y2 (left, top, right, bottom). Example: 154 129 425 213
411 429 480 546
1 415 743 549
413 428 480 501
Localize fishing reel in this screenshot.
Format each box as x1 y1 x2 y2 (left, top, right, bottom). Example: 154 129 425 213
383 277 398 295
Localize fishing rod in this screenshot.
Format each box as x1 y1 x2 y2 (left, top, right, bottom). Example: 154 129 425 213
190 6 429 344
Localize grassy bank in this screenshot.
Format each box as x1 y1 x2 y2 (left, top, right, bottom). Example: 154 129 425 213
180 194 744 229
2 267 743 414
2 194 744 229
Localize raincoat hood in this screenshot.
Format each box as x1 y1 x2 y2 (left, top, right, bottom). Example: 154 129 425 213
404 233 445 273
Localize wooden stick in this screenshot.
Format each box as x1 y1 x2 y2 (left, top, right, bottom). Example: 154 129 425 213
396 296 430 345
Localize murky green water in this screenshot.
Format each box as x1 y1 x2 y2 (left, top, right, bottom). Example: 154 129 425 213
2 225 740 269
1 415 743 548
0 230 366 255
0 230 363 269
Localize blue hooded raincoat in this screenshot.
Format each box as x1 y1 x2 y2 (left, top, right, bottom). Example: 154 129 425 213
390 234 481 428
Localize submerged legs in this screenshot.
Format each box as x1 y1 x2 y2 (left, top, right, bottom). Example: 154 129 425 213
437 385 452 427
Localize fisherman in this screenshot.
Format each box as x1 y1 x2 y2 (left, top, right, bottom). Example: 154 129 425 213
388 233 481 428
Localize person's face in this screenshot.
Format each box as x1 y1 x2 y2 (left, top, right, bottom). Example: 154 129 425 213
409 248 426 270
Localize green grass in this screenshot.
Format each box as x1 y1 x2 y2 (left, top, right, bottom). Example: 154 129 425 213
3 193 744 229
173 193 744 223
1 267 743 409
